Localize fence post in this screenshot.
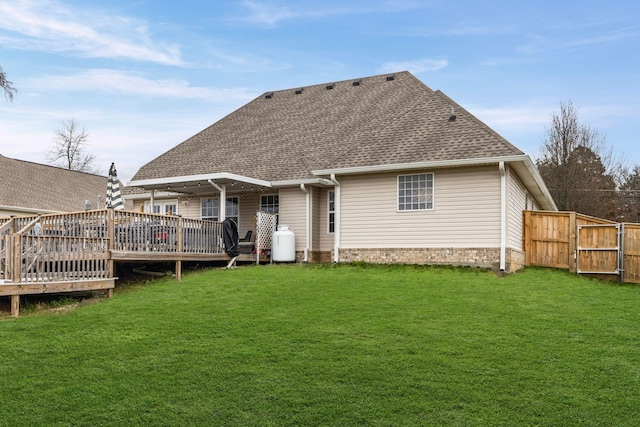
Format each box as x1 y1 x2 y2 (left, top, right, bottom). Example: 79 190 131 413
523 211 531 266
568 212 577 273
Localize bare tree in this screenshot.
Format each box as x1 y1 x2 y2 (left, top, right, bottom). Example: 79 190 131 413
47 118 98 173
536 101 623 219
0 65 17 102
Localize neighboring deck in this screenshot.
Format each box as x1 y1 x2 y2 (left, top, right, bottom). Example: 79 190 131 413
1 209 268 316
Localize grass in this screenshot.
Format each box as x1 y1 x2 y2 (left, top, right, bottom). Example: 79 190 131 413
1 263 639 426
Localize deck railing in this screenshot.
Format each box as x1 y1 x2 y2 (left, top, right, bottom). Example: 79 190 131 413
0 209 226 284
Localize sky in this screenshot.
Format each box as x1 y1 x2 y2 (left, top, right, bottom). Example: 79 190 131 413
1 0 639 184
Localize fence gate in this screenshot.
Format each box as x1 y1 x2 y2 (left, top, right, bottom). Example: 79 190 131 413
623 224 640 283
576 224 621 276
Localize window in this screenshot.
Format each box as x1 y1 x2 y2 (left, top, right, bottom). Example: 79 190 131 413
226 197 239 226
145 200 178 215
201 197 238 224
201 198 218 220
260 194 279 215
328 190 335 233
398 173 433 211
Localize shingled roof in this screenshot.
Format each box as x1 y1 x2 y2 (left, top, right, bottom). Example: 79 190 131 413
0 155 108 214
131 71 524 183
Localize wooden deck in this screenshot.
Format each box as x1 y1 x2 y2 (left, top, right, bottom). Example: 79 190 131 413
1 209 259 316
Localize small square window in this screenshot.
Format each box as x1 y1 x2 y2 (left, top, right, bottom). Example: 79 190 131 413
398 174 433 211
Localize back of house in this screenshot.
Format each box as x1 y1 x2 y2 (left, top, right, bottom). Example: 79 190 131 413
127 71 556 272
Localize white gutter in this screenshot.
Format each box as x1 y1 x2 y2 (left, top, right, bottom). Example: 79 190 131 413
313 155 532 176
330 173 341 263
499 162 506 272
300 184 310 262
208 179 226 221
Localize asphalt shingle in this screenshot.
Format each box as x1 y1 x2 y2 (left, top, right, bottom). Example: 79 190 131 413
131 71 524 182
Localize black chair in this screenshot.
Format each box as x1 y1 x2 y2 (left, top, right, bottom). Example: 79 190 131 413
238 230 254 254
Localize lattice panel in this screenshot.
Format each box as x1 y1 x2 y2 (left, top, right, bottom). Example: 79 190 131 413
256 211 277 264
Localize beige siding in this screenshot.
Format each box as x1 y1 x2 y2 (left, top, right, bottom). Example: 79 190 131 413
311 187 322 251
506 167 527 250
278 187 307 250
339 166 502 248
318 188 334 251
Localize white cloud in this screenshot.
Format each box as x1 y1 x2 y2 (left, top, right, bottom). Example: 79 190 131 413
379 58 448 74
240 0 426 26
26 69 257 101
0 0 183 65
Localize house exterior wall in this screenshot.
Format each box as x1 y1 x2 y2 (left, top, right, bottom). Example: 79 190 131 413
327 165 531 270
338 166 502 249
506 167 528 271
277 187 307 251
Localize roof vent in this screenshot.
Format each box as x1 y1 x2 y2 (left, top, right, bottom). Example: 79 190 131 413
352 79 362 86
448 106 456 121
295 88 304 94
326 83 335 90
265 92 274 99
386 74 395 81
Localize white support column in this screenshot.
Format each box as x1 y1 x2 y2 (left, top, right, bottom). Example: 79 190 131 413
149 188 155 213
208 180 226 221
330 174 341 263
300 184 310 262
499 162 507 271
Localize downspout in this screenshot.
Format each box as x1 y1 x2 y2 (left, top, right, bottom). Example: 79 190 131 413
300 184 310 262
330 173 341 263
208 179 226 221
499 162 506 272
149 188 155 213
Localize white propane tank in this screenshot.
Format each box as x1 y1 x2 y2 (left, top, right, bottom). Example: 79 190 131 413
272 225 296 262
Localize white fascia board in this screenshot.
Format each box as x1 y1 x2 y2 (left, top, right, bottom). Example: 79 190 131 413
312 155 532 176
519 157 558 211
128 172 271 189
271 178 334 187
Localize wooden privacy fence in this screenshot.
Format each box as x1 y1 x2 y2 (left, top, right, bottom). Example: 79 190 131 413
523 211 640 283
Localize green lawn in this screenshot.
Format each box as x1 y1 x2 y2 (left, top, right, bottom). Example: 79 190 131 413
1 264 639 426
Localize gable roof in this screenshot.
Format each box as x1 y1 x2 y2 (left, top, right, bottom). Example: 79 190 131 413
0 155 108 214
129 71 555 210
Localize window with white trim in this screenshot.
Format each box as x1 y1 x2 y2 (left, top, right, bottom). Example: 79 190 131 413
201 198 218 220
145 200 179 215
260 194 279 215
200 197 239 224
328 190 335 233
398 173 433 211
226 197 239 225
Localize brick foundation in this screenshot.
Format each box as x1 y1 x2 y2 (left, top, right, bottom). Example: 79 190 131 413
290 248 525 273
335 247 525 272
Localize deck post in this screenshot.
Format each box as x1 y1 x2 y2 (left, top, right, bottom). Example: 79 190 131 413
12 234 21 284
10 294 19 317
175 260 182 281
